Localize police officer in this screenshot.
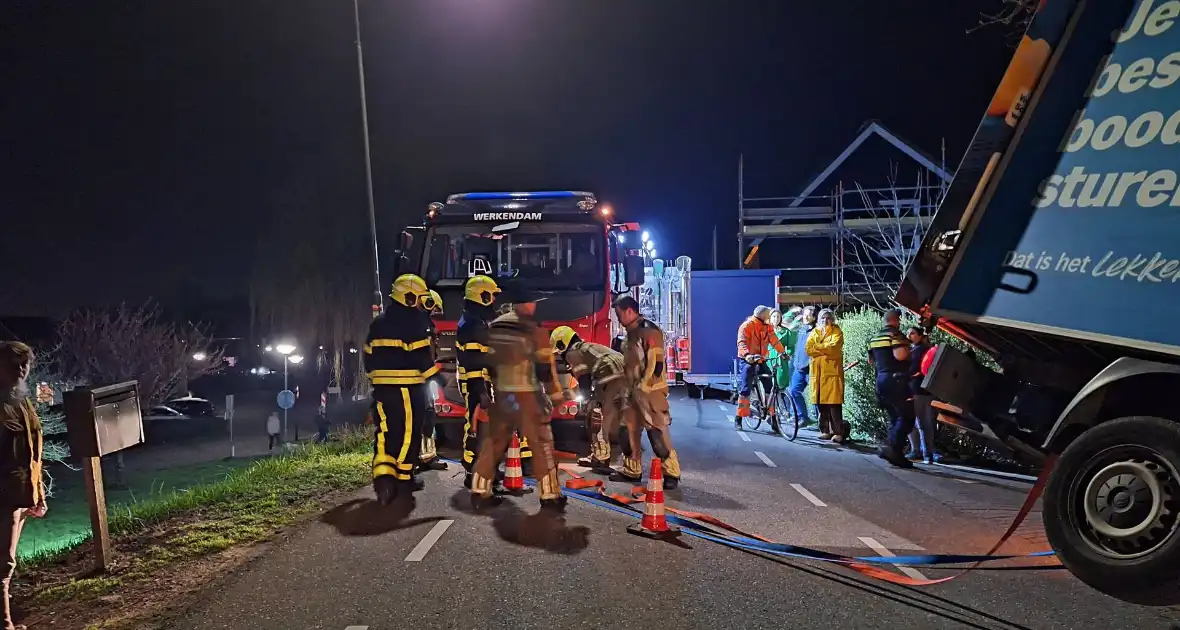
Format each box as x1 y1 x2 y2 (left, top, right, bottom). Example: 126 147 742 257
868 308 914 469
469 282 567 512
551 325 626 474
417 289 448 473
611 295 681 490
456 275 500 488
365 274 439 504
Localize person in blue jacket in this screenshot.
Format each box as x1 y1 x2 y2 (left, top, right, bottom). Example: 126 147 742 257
786 306 817 428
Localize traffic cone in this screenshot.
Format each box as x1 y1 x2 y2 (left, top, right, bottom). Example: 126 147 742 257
627 458 680 539
500 433 532 496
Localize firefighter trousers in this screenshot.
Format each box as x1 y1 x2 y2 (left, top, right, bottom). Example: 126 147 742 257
372 386 425 482
587 379 628 464
619 388 681 480
461 383 488 472
420 385 440 463
470 391 561 500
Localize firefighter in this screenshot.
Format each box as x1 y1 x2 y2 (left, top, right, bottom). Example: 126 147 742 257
868 308 914 469
736 305 786 433
417 289 448 472
550 325 626 474
364 273 438 505
610 295 681 490
469 282 567 512
457 275 500 488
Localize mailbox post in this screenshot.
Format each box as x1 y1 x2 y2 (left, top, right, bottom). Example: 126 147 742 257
63 381 144 573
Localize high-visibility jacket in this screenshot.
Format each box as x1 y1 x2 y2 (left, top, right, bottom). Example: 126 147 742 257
456 307 493 400
737 316 784 359
565 340 625 393
363 305 438 388
622 317 668 393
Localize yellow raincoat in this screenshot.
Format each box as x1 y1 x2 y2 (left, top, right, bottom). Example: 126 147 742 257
805 323 845 405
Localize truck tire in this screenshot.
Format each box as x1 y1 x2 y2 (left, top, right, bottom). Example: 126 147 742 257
1042 415 1180 606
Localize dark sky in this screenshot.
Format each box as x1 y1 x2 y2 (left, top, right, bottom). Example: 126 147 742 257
1 0 1015 317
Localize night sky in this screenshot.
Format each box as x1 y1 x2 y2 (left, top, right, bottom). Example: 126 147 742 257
2 0 1016 318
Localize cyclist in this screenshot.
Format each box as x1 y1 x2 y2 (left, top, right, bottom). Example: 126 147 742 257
736 305 785 432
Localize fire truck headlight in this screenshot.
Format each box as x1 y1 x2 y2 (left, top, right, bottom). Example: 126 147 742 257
429 381 441 400
575 394 585 403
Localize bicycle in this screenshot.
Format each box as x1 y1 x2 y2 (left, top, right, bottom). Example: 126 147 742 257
741 357 796 438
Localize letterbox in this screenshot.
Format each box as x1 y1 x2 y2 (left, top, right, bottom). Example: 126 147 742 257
64 381 145 458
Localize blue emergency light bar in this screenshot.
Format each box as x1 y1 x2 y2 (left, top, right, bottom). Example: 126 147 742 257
447 191 594 202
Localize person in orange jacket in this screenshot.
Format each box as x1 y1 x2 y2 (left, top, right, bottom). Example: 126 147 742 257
735 305 786 432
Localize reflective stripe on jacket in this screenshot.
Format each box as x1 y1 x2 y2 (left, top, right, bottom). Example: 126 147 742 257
737 316 784 358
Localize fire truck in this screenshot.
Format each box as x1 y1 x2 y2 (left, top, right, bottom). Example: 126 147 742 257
393 191 647 440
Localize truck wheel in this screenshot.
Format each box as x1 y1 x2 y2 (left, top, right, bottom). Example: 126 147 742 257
1042 415 1180 606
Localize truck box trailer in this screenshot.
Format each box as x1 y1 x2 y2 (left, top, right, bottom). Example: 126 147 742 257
898 0 1180 605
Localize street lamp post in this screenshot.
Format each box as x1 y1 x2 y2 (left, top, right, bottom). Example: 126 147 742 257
353 0 383 315
274 343 297 440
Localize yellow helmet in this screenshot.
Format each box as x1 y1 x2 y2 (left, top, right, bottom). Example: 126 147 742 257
464 275 501 307
421 289 443 314
551 326 578 353
390 274 428 307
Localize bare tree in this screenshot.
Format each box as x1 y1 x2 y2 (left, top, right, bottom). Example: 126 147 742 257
841 167 944 310
56 303 225 406
971 0 1041 40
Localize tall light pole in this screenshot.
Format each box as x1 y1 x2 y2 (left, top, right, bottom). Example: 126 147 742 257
274 343 297 440
354 0 383 314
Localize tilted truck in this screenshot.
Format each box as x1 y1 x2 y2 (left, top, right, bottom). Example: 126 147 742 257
898 0 1180 605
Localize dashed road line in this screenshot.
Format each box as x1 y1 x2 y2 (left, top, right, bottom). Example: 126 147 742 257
789 483 827 507
858 536 928 581
404 520 454 562
754 451 777 468
737 431 752 442
955 479 979 484
345 626 370 629
717 403 729 412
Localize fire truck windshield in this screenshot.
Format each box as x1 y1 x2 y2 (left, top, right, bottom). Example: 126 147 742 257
421 222 605 291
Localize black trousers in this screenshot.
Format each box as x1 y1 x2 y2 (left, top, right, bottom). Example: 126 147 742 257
876 373 915 453
372 385 426 481
461 382 488 472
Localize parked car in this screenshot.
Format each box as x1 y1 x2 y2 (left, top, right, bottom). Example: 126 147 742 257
163 396 216 418
145 405 194 422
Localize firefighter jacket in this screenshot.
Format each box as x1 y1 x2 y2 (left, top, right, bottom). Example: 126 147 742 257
737 316 784 359
363 305 439 389
487 311 562 398
622 317 668 394
456 306 493 400
564 340 625 394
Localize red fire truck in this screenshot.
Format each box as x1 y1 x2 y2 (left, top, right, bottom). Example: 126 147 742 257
394 191 647 438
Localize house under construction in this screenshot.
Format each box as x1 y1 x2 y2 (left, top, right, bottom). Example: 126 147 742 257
738 121 954 307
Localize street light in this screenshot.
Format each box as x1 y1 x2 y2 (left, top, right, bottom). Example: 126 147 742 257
191 352 207 362
642 231 650 243
267 342 299 440
645 240 655 252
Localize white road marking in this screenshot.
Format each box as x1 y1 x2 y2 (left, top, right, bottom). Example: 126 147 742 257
345 626 370 629
718 402 729 411
789 483 827 507
754 451 777 468
404 520 454 562
737 431 752 442
858 536 928 581
956 479 979 484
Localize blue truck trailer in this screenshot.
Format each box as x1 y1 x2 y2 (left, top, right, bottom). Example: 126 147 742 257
898 0 1180 605
683 269 782 397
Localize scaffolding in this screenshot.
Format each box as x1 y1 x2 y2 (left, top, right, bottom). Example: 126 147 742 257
737 122 952 307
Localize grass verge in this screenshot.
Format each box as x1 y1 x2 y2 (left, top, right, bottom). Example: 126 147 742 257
14 426 373 630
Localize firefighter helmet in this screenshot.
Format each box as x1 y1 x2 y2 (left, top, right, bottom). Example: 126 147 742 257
551 326 578 353
390 274 428 307
464 275 500 306
422 289 443 315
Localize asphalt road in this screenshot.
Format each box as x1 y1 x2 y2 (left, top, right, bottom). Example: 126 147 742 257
171 391 1180 630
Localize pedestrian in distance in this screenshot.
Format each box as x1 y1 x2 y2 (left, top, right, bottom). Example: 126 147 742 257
787 306 818 429
266 412 281 451
315 404 330 444
0 341 46 630
805 309 847 443
867 308 915 469
611 295 682 490
365 273 438 505
469 282 568 513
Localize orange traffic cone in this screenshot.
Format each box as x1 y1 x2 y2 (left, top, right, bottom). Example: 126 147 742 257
501 433 533 496
627 458 680 539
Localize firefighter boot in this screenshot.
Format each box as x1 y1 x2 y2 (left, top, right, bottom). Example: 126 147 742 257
374 476 398 506
419 436 448 471
469 471 506 513
540 495 569 514
610 456 644 483
661 449 682 490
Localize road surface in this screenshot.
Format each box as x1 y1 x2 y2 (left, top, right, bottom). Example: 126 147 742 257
171 392 1180 630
